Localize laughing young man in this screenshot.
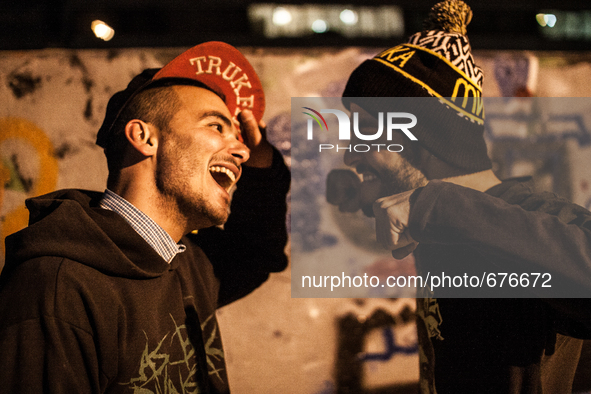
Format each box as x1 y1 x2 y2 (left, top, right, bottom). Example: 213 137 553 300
329 1 591 393
0 42 290 393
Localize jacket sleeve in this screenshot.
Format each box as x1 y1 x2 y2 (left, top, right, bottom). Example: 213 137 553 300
408 180 591 297
188 147 291 307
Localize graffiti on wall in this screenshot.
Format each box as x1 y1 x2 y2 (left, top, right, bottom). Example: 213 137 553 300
335 302 418 394
487 55 591 205
4 47 591 393
485 97 591 203
0 117 58 262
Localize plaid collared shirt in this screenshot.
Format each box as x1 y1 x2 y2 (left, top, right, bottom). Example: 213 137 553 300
99 189 186 264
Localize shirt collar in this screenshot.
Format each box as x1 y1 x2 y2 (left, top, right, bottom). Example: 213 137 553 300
99 189 186 263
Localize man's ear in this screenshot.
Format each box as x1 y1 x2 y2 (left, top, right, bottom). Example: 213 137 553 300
416 145 440 179
124 119 158 157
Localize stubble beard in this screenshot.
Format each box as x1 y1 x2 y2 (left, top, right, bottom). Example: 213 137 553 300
361 155 428 217
155 135 229 231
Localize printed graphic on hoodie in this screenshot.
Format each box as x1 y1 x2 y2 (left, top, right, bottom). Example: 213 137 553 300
121 314 225 393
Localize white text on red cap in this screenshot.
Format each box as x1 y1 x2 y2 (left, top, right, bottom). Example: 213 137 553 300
189 56 255 117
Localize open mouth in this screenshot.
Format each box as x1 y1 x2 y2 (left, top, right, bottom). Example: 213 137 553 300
361 172 378 182
356 164 380 183
209 165 237 192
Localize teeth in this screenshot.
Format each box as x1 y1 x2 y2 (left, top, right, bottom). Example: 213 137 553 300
362 173 377 182
209 166 236 182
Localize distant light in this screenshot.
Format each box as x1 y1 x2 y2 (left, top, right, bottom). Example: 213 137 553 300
340 9 358 25
536 13 557 28
311 19 328 33
247 4 403 39
273 7 292 26
91 20 115 41
545 14 557 27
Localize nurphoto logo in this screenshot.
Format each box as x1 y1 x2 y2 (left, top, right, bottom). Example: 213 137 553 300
302 107 418 153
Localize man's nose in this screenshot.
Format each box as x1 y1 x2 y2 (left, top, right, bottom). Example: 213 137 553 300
343 149 360 167
228 139 250 164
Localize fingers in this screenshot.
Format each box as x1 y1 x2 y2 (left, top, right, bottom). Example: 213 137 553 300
238 109 262 149
326 169 361 213
373 189 417 253
238 109 273 168
392 242 418 260
375 216 415 251
374 204 404 248
258 119 268 138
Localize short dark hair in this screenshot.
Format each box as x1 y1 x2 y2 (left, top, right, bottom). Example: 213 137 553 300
104 85 181 185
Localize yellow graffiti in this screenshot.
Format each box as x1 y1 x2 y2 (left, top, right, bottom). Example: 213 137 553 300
1 117 58 260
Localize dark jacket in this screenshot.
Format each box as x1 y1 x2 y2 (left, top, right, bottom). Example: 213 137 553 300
411 178 591 394
0 149 290 394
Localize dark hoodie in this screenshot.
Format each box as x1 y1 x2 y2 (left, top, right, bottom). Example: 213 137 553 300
0 149 290 393
410 178 591 394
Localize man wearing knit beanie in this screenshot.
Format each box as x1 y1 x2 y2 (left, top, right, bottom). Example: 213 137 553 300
329 1 591 392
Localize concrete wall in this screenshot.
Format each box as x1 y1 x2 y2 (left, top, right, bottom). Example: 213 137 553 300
2 46 591 393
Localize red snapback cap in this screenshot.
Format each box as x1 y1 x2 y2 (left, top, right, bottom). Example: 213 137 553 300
96 41 265 148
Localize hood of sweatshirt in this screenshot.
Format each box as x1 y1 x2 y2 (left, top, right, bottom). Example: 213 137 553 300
4 189 171 278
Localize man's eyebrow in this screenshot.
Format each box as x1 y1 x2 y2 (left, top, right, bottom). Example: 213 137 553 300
199 111 232 127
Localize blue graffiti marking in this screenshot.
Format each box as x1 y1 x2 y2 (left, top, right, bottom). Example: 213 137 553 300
358 327 418 362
